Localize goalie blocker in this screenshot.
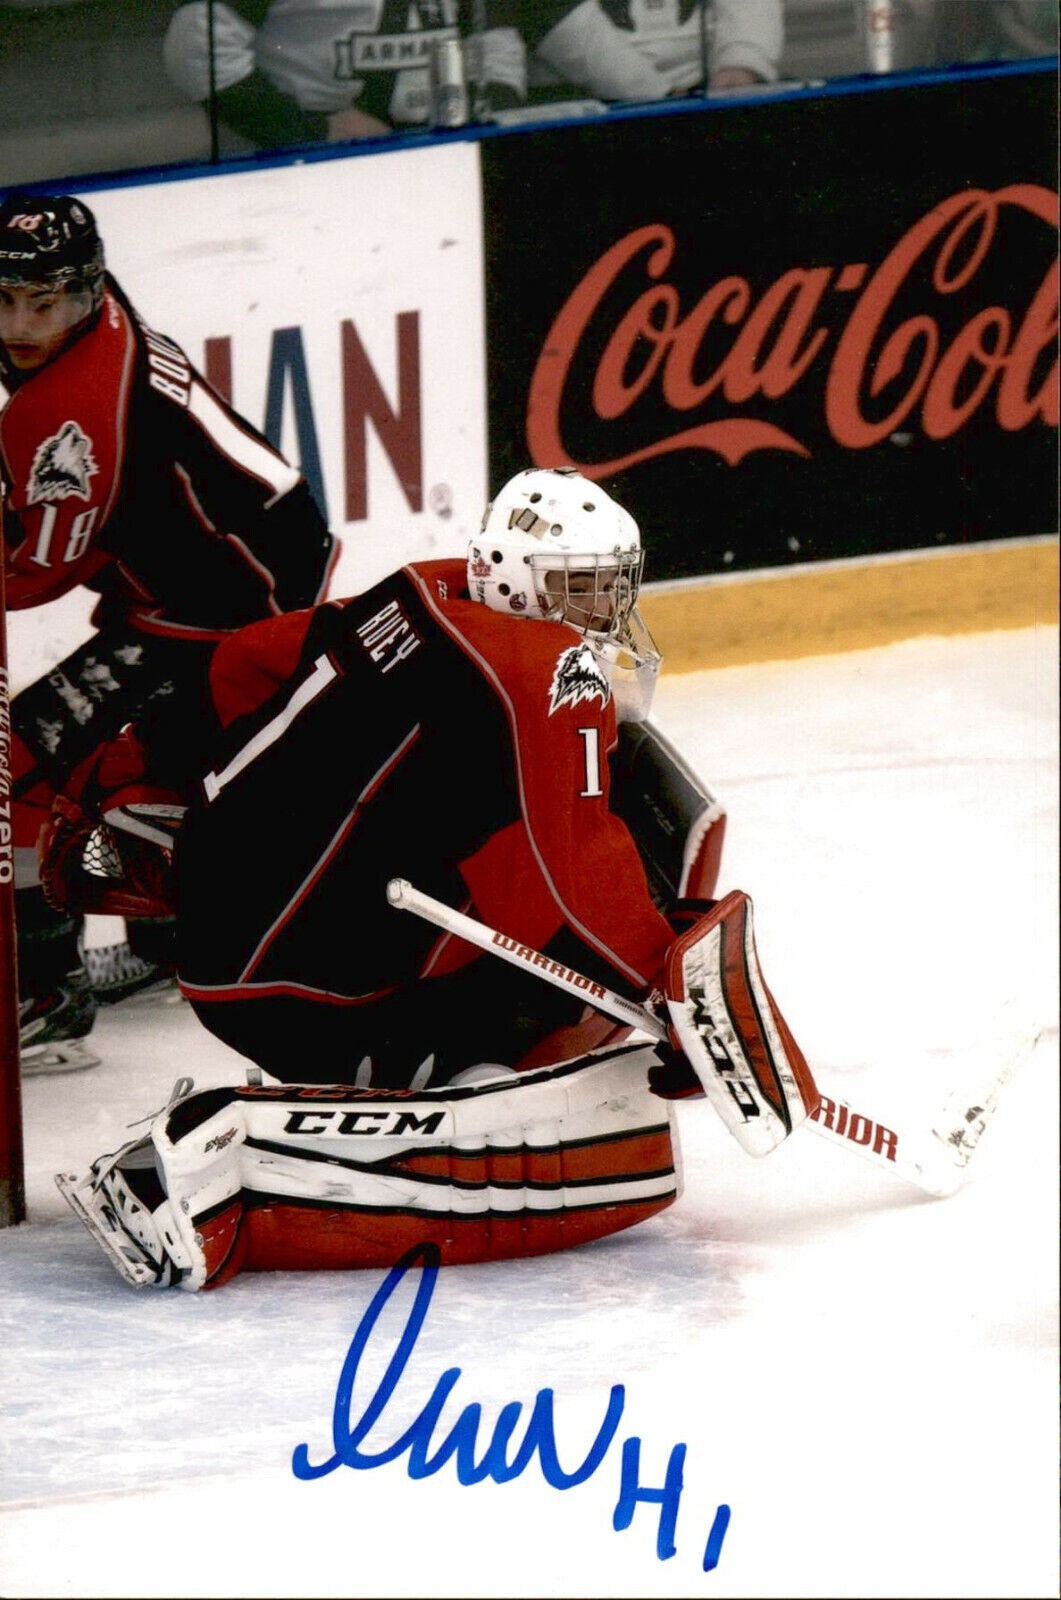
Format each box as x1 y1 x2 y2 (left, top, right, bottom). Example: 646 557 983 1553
663 891 819 1154
56 1046 681 1291
389 881 819 1160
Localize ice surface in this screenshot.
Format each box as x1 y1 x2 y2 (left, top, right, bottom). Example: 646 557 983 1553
1 625 1057 1600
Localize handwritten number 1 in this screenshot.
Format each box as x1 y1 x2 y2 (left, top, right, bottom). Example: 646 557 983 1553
703 1503 731 1571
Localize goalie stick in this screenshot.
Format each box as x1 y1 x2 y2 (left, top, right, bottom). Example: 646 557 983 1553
386 878 1037 1199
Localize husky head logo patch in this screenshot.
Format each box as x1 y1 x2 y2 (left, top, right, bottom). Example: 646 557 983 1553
548 643 610 715
27 421 98 505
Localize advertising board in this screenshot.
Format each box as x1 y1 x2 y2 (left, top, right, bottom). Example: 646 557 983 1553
86 139 488 600
483 68 1058 578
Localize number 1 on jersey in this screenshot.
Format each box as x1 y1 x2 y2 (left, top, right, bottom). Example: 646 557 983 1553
577 726 604 798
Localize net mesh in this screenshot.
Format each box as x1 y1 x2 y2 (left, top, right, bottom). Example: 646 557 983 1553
81 824 125 880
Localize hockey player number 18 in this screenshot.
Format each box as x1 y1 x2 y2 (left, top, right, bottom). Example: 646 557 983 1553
29 504 98 568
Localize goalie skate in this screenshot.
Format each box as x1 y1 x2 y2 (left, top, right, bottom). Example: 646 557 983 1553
79 936 178 1007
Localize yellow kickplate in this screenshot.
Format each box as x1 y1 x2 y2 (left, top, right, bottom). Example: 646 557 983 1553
641 537 1059 673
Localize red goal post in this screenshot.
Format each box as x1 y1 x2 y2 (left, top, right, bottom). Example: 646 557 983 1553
0 483 26 1226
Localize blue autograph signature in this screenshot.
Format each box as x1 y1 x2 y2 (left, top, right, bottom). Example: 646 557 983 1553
292 1243 731 1572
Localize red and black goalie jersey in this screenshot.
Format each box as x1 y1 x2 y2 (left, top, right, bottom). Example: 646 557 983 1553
1 274 335 638
164 558 674 1083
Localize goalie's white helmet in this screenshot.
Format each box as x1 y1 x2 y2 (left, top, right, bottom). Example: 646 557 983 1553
467 468 661 721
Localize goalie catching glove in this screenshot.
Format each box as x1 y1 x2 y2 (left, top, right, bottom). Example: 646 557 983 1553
38 727 184 919
39 793 179 919
657 890 819 1155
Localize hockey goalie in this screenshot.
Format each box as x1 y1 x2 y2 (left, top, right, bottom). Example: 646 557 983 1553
44 468 819 1291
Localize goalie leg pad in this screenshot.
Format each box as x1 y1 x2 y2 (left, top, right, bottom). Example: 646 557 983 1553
664 891 819 1156
233 1048 679 1275
59 1050 680 1289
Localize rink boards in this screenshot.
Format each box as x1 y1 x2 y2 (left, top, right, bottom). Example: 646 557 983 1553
3 62 1056 683
14 69 1051 571
640 534 1059 670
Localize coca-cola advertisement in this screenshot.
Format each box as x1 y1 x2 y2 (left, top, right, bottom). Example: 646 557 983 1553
483 67 1058 577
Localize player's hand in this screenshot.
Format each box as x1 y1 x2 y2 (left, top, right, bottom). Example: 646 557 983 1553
709 67 762 90
327 106 391 141
648 1042 705 1101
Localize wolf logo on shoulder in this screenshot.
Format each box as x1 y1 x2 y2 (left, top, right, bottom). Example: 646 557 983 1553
548 643 611 715
27 421 98 505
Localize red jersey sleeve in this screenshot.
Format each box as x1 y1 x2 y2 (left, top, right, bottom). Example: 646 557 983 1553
415 576 673 995
208 605 319 727
0 291 135 608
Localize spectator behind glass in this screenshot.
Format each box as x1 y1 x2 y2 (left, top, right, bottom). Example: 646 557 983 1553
915 0 1058 66
525 0 782 106
163 0 527 148
846 1 1059 78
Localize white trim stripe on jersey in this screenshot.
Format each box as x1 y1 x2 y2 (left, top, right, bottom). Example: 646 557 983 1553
203 653 338 803
187 379 300 504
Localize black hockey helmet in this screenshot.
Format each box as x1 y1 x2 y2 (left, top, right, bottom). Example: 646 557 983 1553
0 193 105 309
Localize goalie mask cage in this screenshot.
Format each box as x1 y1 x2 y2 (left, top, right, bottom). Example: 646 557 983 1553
1 484 26 1226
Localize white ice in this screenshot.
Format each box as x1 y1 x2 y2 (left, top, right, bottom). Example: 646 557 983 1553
1 624 1057 1600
